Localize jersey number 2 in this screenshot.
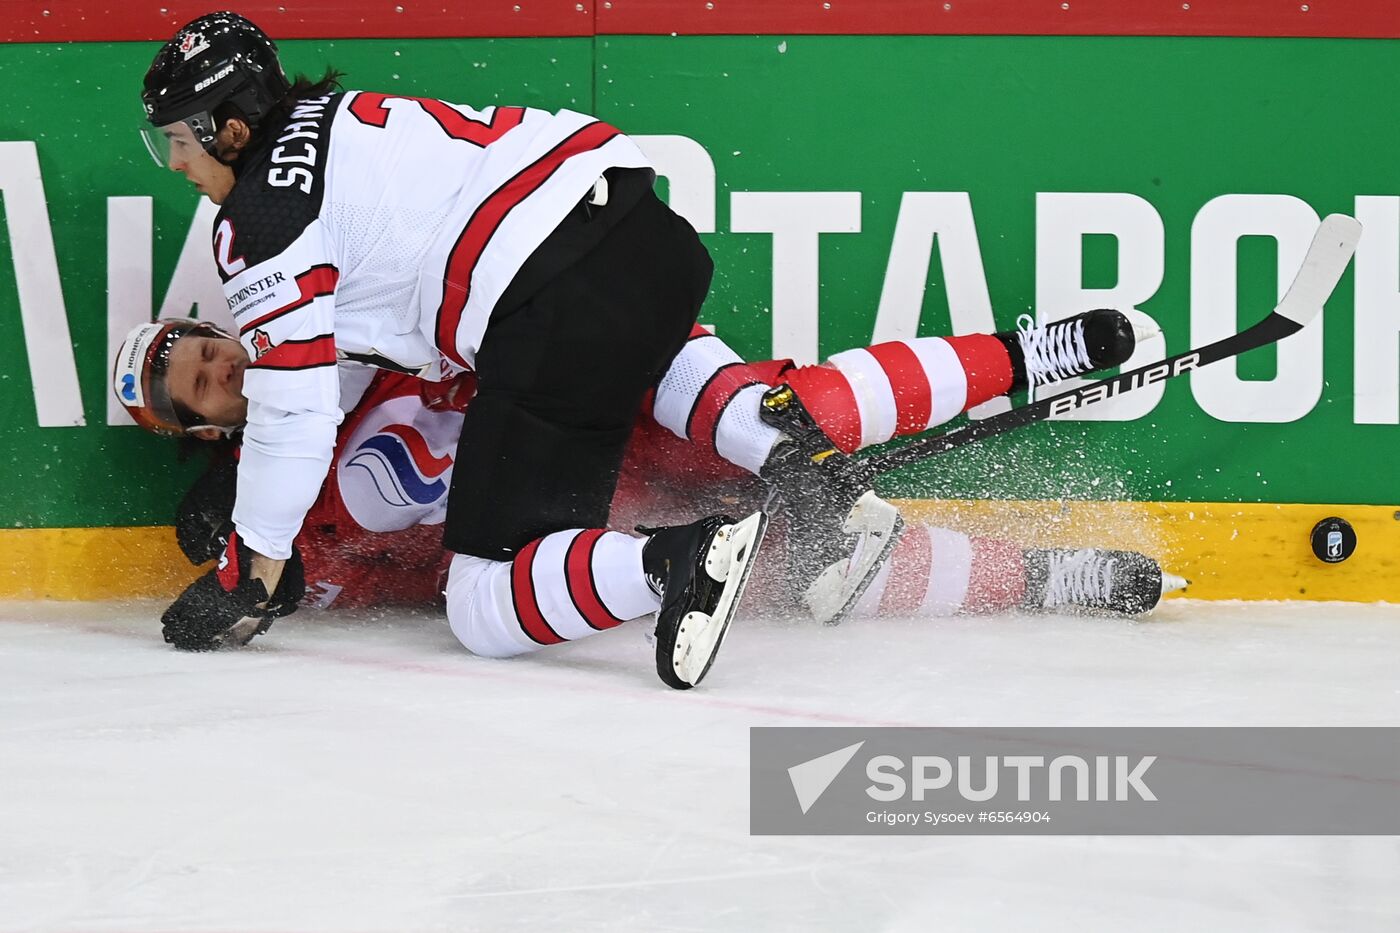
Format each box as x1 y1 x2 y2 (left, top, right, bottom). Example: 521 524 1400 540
348 93 525 147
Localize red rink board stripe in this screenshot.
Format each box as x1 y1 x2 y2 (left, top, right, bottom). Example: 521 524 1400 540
4 2 594 42
598 0 1400 38
9 1 1393 43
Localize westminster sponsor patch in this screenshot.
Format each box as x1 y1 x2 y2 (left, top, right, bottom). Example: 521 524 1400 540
225 266 297 318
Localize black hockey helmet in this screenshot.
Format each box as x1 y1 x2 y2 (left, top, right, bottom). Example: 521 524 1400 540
140 11 290 167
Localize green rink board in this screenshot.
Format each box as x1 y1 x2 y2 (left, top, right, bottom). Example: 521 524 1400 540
0 38 593 528
1 35 1397 528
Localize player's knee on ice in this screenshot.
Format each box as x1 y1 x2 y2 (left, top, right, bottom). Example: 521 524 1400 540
445 554 538 658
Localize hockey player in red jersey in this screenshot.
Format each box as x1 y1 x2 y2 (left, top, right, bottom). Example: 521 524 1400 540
125 315 1178 646
120 13 1152 687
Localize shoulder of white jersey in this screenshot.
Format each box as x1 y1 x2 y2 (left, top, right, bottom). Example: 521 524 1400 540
212 92 343 282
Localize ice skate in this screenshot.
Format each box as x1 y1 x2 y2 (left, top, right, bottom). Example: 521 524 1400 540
759 386 903 626
641 511 768 689
1023 547 1187 616
1000 308 1144 392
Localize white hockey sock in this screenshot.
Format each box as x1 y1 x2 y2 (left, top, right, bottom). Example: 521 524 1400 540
652 328 782 475
445 529 661 657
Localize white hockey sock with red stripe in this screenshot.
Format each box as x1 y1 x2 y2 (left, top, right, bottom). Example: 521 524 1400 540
445 529 661 657
652 327 783 475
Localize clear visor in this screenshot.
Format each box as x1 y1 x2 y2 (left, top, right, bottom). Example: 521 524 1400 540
141 369 186 435
139 112 218 168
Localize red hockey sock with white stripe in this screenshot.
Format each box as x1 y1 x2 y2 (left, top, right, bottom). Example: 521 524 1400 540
851 525 1026 619
782 335 1013 453
649 329 1014 473
445 529 661 657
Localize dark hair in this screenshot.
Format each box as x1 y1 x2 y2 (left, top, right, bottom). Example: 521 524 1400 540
171 398 207 430
267 67 347 126
213 68 346 162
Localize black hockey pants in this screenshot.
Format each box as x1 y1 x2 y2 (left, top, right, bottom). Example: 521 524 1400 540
442 172 714 559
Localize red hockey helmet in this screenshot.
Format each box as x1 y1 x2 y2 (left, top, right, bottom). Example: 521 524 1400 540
112 318 235 436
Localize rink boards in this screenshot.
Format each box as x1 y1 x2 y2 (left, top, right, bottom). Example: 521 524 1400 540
4 501 1396 603
1 5 1398 605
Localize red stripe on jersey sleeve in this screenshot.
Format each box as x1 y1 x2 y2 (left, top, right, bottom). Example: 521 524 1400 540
251 334 337 370
510 538 564 646
564 530 628 631
866 342 933 436
238 265 340 335
434 121 622 368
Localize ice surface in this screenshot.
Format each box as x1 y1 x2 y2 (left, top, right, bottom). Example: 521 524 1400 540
3 599 1398 932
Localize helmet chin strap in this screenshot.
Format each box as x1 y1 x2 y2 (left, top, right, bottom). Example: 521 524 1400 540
189 422 242 439
208 118 261 174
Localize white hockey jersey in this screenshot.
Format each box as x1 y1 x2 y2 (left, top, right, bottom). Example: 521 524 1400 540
215 91 650 558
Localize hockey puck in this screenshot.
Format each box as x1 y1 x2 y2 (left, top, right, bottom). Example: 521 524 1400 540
1309 516 1357 564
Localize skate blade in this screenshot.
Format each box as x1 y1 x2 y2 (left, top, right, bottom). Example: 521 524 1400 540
671 511 768 688
1132 317 1163 343
802 491 903 626
1161 571 1189 596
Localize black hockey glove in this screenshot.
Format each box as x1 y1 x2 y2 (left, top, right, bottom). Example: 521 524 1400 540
161 530 306 651
175 453 239 564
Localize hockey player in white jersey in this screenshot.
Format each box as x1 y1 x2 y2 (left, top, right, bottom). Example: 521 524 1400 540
133 11 768 688
124 13 1147 686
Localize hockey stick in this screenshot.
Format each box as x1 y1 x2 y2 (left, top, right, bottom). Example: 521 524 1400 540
860 212 1363 476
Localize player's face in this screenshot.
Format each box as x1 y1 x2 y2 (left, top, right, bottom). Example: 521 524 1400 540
165 334 249 429
162 122 237 203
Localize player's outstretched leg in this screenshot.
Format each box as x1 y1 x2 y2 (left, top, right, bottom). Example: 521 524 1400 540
1021 547 1188 616
848 527 1186 620
772 309 1143 457
641 511 768 689
758 386 902 626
